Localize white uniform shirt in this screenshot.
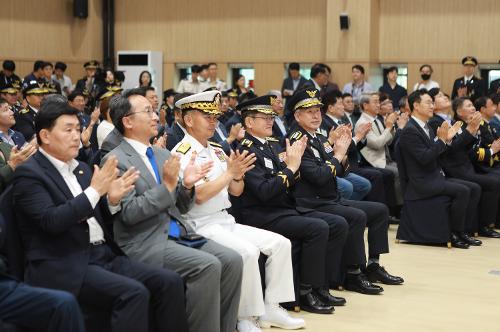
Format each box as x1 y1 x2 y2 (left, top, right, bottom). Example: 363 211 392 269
177 78 208 94
174 133 234 229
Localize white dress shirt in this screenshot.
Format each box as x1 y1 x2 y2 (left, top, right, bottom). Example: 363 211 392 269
39 148 104 243
96 120 115 148
123 138 157 180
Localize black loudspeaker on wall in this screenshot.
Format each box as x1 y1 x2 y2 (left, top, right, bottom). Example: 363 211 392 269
74 0 88 19
340 14 349 30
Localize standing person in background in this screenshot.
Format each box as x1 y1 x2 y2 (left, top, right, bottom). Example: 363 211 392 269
342 65 374 106
52 62 73 97
178 65 207 94
138 70 152 88
379 67 407 110
206 63 227 91
0 60 22 87
413 64 440 91
234 74 248 96
451 56 486 102
281 63 307 105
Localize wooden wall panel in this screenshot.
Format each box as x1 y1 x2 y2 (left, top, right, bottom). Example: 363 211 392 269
115 0 326 63
0 0 102 79
379 0 500 63
253 63 284 96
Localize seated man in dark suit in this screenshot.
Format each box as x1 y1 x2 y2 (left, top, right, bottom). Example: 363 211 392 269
288 89 403 295
398 90 481 248
0 214 85 332
438 97 500 238
12 100 188 332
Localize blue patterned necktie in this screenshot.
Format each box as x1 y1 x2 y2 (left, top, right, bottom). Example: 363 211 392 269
145 147 180 238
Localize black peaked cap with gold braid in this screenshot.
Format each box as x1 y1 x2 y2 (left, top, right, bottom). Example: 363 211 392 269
286 88 323 113
237 94 278 116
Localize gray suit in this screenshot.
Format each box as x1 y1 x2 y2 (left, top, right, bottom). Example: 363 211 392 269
104 140 242 332
101 128 123 154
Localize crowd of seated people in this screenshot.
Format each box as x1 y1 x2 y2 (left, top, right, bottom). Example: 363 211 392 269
0 55 499 331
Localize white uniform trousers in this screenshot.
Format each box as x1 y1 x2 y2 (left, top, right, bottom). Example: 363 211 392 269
196 222 295 317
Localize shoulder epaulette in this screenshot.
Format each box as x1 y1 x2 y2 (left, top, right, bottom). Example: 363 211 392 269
265 136 279 142
208 141 222 148
19 108 30 114
241 139 253 148
289 131 303 141
176 142 191 154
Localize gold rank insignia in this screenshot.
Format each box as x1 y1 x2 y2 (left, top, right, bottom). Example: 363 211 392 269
208 141 223 148
176 142 191 154
290 131 303 141
477 148 485 161
306 90 316 98
19 108 30 114
241 139 253 147
277 172 289 188
325 160 337 176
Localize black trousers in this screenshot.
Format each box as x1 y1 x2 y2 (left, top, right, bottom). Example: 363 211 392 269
78 244 188 332
0 279 85 332
374 167 398 210
447 178 481 232
263 211 347 289
453 171 500 227
353 167 386 204
302 200 389 285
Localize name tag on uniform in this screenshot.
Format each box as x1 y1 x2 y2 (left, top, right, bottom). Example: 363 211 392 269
311 147 321 159
323 142 333 154
264 158 274 169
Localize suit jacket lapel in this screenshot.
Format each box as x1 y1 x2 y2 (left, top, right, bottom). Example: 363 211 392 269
35 152 75 200
121 140 158 187
409 118 431 145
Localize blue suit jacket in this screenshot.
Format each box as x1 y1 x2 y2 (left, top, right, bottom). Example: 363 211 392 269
12 151 124 295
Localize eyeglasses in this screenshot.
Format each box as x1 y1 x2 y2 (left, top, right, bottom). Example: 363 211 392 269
250 115 276 122
125 107 155 117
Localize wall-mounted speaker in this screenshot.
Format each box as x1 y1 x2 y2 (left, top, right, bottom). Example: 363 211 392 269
340 14 349 30
74 0 88 19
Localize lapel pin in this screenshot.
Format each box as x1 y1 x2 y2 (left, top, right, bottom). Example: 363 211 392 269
78 170 83 174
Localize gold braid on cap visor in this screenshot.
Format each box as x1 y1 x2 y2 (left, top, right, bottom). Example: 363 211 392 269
294 98 323 110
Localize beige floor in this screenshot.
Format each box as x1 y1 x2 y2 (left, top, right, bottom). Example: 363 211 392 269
274 225 500 332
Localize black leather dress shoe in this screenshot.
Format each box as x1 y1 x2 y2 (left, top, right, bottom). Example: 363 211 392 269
299 292 334 314
345 273 384 295
366 264 404 285
478 226 500 238
388 216 400 224
451 233 470 249
314 288 346 306
459 232 482 246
